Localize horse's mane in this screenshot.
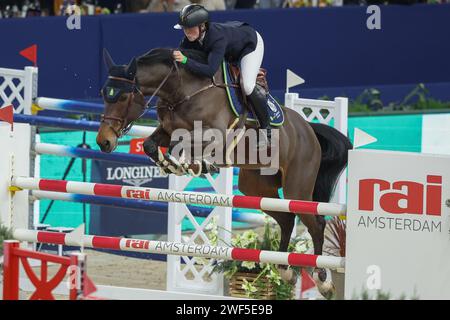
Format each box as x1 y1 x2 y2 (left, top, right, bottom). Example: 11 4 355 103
137 48 208 67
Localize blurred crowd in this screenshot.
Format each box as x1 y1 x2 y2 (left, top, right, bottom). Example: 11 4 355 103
0 0 449 18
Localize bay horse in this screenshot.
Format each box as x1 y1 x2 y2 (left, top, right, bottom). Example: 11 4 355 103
96 48 352 298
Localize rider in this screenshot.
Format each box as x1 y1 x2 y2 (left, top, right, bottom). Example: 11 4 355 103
172 4 271 147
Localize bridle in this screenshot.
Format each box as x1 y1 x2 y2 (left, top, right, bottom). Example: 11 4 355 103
101 60 239 138
100 76 144 138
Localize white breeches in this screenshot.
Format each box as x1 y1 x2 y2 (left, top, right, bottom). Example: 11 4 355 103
240 31 264 96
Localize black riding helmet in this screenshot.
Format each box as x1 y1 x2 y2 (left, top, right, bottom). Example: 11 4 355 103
173 4 209 30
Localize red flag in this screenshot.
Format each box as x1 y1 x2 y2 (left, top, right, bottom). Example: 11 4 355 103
83 275 98 297
0 105 14 130
19 44 38 66
300 269 316 299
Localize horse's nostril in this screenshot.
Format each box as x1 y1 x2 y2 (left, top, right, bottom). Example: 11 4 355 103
99 139 111 152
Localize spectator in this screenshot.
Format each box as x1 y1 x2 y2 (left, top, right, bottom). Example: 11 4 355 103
259 0 283 8
234 0 257 8
146 0 191 12
191 0 226 10
125 0 151 12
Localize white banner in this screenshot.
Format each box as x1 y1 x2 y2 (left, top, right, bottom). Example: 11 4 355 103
345 149 450 300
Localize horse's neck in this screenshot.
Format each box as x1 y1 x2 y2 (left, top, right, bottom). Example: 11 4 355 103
137 64 181 102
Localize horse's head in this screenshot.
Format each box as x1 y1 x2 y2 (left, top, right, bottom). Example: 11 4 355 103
96 49 146 153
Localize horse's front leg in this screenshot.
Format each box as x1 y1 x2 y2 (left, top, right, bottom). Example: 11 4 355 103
170 128 221 176
143 125 170 161
142 125 182 175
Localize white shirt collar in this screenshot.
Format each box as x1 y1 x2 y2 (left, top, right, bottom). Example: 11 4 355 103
198 31 206 45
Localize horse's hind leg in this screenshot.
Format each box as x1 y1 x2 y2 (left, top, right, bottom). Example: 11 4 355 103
238 169 295 254
282 164 335 299
281 158 324 252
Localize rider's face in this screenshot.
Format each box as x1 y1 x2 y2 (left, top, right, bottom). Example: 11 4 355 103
183 26 200 42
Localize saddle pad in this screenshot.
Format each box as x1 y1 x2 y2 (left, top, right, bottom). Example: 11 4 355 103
222 61 284 127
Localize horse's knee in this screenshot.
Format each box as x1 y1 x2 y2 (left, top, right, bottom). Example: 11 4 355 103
143 137 158 159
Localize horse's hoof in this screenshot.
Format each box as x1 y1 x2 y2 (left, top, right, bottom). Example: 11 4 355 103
317 268 327 282
313 270 336 300
316 280 336 300
279 267 297 285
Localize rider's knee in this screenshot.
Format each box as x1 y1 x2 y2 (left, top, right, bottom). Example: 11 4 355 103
242 80 256 96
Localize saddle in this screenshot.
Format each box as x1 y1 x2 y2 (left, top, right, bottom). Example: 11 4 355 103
228 64 270 98
222 61 284 127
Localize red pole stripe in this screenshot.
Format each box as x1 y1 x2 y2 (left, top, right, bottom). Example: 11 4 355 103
287 253 319 268
232 195 262 210
37 231 67 245
289 201 319 214
39 179 68 193
91 235 122 250
231 248 261 262
93 183 123 198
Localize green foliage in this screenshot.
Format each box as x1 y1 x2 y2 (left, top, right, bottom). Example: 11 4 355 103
0 223 14 256
211 218 313 300
347 84 450 114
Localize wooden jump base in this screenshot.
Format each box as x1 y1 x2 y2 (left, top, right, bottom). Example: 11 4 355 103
2 240 85 300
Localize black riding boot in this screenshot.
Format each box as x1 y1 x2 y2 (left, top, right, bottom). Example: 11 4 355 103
247 87 271 148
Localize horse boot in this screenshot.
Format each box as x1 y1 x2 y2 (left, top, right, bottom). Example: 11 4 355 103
246 87 271 150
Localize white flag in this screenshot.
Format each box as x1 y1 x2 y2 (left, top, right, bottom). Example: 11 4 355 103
286 69 305 90
354 128 377 148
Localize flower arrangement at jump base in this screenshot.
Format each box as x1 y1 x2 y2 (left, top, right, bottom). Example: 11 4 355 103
210 217 315 300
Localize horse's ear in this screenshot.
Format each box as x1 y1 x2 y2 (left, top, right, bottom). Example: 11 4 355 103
126 58 137 78
103 48 116 71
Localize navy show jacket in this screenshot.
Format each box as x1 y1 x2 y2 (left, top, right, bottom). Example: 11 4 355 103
179 21 258 78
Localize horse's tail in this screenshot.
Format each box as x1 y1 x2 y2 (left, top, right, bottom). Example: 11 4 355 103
309 122 353 203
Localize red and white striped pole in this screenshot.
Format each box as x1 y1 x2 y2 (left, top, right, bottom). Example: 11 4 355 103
13 229 345 270
12 177 346 217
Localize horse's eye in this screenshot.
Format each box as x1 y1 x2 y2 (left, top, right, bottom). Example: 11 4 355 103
118 94 128 102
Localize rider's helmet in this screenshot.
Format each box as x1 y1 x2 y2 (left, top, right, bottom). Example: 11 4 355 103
173 4 209 30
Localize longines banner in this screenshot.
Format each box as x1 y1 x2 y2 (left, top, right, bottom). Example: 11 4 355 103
345 150 450 299
89 160 169 237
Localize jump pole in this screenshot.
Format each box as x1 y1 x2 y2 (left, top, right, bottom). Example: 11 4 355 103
34 142 153 166
34 97 158 120
13 228 345 270
14 114 155 137
31 190 267 225
12 176 347 216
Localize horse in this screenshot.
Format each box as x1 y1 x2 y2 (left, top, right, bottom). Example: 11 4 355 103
96 48 353 298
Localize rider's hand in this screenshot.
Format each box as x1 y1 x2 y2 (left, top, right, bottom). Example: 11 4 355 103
173 50 187 64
